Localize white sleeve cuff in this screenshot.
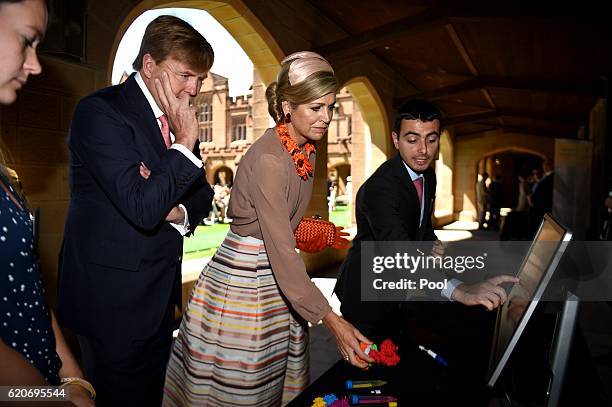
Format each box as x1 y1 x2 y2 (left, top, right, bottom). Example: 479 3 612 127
441 278 462 300
169 204 190 236
170 143 203 168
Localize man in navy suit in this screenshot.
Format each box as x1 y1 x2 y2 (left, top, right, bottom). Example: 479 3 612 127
57 16 214 406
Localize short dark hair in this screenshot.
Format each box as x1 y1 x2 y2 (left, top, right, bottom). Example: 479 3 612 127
393 99 442 134
132 15 214 73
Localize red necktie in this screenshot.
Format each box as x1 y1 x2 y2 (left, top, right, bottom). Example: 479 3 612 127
159 114 171 149
413 177 423 207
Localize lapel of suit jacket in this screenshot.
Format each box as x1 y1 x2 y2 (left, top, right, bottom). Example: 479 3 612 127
422 167 435 218
391 154 421 219
121 74 167 157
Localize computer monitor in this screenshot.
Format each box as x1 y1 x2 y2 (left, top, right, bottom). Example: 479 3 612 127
487 214 572 387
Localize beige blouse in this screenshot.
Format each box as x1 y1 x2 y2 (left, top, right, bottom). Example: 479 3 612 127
227 128 332 324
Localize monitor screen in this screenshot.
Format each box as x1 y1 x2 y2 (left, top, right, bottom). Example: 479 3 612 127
487 214 572 387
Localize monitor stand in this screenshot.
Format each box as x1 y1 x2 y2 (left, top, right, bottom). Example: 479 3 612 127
488 292 580 407
546 292 580 407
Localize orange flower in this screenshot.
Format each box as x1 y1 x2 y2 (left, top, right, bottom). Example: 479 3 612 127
277 123 316 180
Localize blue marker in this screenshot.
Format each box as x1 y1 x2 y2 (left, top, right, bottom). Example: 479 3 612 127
418 345 448 367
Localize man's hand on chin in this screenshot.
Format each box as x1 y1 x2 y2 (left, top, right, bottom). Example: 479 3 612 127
154 71 198 151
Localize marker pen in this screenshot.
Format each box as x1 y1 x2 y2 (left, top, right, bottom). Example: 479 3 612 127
350 394 397 405
418 345 448 367
345 379 387 389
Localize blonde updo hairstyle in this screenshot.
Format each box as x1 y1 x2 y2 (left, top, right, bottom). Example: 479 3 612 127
266 53 339 123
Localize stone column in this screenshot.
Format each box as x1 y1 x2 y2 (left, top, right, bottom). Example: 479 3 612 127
251 69 270 140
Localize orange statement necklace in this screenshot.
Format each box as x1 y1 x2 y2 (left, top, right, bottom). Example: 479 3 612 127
277 122 316 181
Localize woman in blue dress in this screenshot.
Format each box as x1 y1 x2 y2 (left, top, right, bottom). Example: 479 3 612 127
0 1 94 405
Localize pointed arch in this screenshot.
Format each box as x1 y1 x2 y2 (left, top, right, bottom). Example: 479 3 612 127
108 0 283 84
344 76 389 175
335 77 389 224
454 129 554 220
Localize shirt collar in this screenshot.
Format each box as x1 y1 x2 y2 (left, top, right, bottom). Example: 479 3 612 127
134 72 164 119
402 159 424 182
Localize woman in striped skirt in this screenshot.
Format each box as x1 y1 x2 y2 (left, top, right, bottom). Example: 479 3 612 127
163 51 373 406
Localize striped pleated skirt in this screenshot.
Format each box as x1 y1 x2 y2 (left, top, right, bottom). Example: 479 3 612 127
163 231 309 406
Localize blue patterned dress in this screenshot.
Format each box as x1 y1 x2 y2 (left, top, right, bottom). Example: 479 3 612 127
0 172 61 384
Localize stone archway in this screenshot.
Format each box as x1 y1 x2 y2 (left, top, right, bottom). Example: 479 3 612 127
109 1 284 139
108 1 283 84
342 77 389 224
477 148 546 212
344 77 389 173
454 130 554 220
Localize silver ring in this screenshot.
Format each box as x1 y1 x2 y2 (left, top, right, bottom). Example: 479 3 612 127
343 355 349 361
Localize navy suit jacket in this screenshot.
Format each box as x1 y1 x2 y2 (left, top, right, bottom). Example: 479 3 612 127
334 154 437 337
57 74 213 339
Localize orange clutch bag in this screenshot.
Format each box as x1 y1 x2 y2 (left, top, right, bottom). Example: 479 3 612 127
294 216 335 246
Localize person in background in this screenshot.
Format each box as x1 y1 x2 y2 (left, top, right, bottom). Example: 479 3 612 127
514 174 528 212
500 173 530 240
204 183 222 224
524 173 535 205
328 174 338 213
530 166 543 193
476 172 489 229
213 183 224 221
0 1 94 405
488 174 503 231
528 160 554 236
219 183 231 222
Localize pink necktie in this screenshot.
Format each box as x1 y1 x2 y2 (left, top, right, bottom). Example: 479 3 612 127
159 114 171 149
413 177 423 207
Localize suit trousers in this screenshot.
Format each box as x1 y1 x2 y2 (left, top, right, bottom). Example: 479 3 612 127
77 297 174 407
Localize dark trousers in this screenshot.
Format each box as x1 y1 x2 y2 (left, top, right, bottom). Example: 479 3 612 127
478 206 488 229
77 300 174 407
489 207 501 231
